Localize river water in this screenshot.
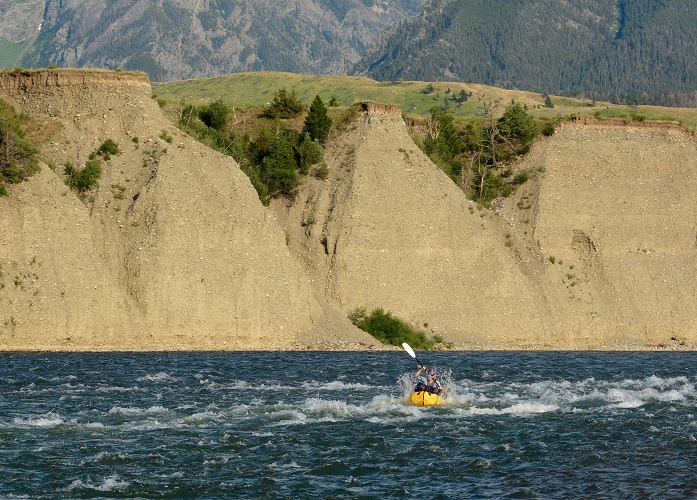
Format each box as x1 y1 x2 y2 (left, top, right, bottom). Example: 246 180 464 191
1 351 696 498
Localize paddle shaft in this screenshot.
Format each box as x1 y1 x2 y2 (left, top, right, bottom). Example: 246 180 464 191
402 342 426 369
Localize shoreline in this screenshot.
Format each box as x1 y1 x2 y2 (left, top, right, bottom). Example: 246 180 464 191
1 341 696 354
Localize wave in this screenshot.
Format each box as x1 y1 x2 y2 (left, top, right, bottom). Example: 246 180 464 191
4 374 695 435
444 374 696 414
11 413 65 428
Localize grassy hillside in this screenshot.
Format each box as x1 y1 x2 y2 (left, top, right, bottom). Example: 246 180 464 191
0 38 32 69
153 72 697 130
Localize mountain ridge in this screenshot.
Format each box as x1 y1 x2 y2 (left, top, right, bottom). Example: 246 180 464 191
2 1 694 106
0 0 424 79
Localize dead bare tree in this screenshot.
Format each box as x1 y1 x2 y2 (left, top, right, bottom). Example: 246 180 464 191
481 97 501 169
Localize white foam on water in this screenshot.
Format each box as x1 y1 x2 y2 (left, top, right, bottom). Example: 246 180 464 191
464 406 502 416
125 419 178 431
203 455 229 466
78 451 128 466
96 385 143 393
268 460 301 471
502 402 559 415
63 475 129 492
439 373 697 416
269 409 308 427
306 380 377 391
225 380 290 391
605 388 645 408
108 405 169 416
184 410 221 423
83 422 106 429
136 372 175 382
11 413 64 428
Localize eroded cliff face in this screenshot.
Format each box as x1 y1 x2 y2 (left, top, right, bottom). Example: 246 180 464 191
0 69 378 351
503 122 697 347
3 70 696 351
272 104 697 349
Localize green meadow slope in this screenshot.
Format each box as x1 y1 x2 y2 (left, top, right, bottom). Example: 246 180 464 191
153 72 697 130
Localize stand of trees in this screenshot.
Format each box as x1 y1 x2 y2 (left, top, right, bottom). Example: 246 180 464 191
416 100 548 205
175 90 333 205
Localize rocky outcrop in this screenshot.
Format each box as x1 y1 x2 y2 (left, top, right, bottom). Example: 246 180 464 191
0 69 379 351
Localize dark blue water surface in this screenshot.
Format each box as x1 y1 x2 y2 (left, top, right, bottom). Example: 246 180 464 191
1 351 696 499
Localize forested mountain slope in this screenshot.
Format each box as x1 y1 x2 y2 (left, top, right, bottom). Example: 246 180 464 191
357 0 697 107
0 0 424 80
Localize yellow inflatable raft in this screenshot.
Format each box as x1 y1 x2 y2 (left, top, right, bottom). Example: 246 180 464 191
409 390 444 406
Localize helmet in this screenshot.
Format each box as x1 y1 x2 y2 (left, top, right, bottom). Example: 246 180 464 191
428 368 436 376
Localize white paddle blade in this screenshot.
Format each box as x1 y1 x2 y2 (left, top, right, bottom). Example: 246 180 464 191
402 342 416 358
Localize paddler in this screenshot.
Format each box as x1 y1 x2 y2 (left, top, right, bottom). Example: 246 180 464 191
413 365 443 395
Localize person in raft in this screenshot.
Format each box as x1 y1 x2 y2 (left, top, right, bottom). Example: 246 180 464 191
413 366 443 395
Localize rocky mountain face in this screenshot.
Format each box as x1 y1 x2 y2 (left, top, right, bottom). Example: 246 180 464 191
1 70 696 351
0 0 424 80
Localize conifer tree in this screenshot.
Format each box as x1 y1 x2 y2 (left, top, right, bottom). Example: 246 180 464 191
302 95 332 144
263 88 304 119
261 121 298 195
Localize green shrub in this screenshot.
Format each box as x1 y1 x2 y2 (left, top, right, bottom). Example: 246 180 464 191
298 133 324 174
312 162 329 180
514 171 529 185
199 99 230 131
96 139 121 160
0 100 39 186
0 184 7 196
541 121 556 136
159 129 173 143
64 159 102 196
349 307 438 350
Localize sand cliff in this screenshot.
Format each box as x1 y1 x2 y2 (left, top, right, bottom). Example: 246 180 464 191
2 70 696 351
272 105 697 350
0 69 378 351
